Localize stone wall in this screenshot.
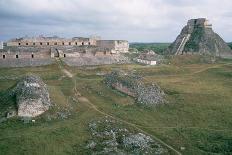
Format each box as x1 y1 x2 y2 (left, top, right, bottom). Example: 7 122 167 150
63 54 130 66
0 47 51 59
187 18 212 29
50 46 113 58
97 40 129 53
0 46 53 67
112 82 136 97
0 41 3 49
1 36 130 67
0 59 54 68
7 37 95 47
0 51 50 59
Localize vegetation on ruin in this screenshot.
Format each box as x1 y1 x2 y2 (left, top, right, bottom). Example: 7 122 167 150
228 42 232 49
0 56 232 154
104 71 141 89
184 27 204 52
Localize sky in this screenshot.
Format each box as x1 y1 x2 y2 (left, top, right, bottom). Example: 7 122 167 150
0 0 232 42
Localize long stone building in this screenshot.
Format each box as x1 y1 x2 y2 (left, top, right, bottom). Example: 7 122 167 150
1 36 129 59
0 36 130 67
6 36 97 47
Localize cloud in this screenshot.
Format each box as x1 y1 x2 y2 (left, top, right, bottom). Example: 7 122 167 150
0 0 231 42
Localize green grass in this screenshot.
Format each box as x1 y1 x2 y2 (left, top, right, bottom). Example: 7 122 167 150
228 42 232 49
0 57 232 154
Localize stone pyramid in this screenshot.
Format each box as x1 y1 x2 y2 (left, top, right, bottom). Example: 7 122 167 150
166 18 232 58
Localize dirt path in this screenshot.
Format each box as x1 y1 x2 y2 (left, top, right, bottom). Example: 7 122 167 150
77 95 182 155
78 94 232 133
56 59 232 154
55 58 74 78
62 69 73 78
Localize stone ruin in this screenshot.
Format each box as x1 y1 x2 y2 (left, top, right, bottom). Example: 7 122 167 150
86 117 168 154
135 50 164 65
166 18 232 58
0 36 129 67
104 71 166 106
0 41 3 49
12 75 51 118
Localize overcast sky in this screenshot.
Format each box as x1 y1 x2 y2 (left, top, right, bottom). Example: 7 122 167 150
0 0 232 42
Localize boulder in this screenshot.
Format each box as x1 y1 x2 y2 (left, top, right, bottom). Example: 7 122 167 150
13 75 51 117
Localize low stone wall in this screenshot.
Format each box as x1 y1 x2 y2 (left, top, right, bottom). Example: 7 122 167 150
97 40 129 53
0 47 51 59
112 82 136 97
63 54 130 66
0 52 50 59
0 58 54 68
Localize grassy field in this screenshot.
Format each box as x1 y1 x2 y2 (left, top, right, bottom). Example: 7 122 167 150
0 56 232 155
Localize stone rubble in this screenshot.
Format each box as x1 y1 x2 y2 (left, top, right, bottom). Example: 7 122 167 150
86 117 168 154
12 75 51 118
104 71 166 106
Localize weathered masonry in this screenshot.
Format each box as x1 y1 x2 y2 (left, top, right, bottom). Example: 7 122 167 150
0 41 3 49
5 36 129 54
166 18 232 58
6 36 97 47
0 36 129 62
96 40 129 53
0 47 50 59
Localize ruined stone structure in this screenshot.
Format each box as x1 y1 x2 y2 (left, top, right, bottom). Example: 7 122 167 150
0 36 129 67
6 36 96 47
135 50 162 65
166 18 232 58
13 75 51 118
104 71 166 106
96 40 129 53
5 36 129 54
0 41 3 49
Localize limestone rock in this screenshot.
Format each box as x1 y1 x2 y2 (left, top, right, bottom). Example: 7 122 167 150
14 75 51 117
166 18 232 58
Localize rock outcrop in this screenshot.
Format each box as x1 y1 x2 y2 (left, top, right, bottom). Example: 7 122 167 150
104 71 166 106
166 18 232 58
13 75 51 117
